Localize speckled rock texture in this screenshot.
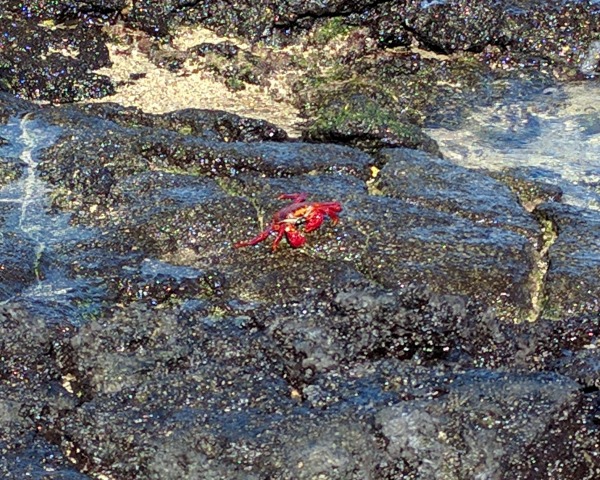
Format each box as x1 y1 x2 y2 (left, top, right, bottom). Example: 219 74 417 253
0 10 114 102
1 92 600 478
536 202 600 317
1 2 600 478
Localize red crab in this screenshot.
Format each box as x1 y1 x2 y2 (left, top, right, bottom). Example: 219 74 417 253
234 193 342 251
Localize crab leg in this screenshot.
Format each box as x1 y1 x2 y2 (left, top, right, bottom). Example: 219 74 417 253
234 228 272 248
278 193 308 203
271 228 287 251
326 210 340 224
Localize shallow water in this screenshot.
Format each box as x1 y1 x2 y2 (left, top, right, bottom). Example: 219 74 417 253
426 81 600 211
0 115 62 239
0 115 103 323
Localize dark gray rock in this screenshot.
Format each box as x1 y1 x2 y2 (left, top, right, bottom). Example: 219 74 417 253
0 156 25 187
537 202 600 318
0 232 38 301
0 14 113 102
41 295 600 479
302 93 441 155
0 435 92 480
359 0 596 69
374 370 586 479
1 96 599 479
62 103 290 143
0 306 84 478
28 105 539 319
376 148 542 244
34 108 372 221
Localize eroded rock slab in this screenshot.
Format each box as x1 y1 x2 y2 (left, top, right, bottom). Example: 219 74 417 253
25 105 542 319
0 307 83 478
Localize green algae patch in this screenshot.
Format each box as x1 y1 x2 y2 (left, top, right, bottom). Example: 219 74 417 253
311 17 353 46
304 93 440 155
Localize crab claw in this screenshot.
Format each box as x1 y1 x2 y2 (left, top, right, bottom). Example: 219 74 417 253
304 211 325 233
284 226 306 249
305 202 342 232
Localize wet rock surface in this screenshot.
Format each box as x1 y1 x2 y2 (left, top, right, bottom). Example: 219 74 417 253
537 202 600 317
0 307 82 478
1 93 600 478
1 3 600 479
0 233 38 301
30 105 538 318
376 149 542 241
367 149 541 317
0 155 24 187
